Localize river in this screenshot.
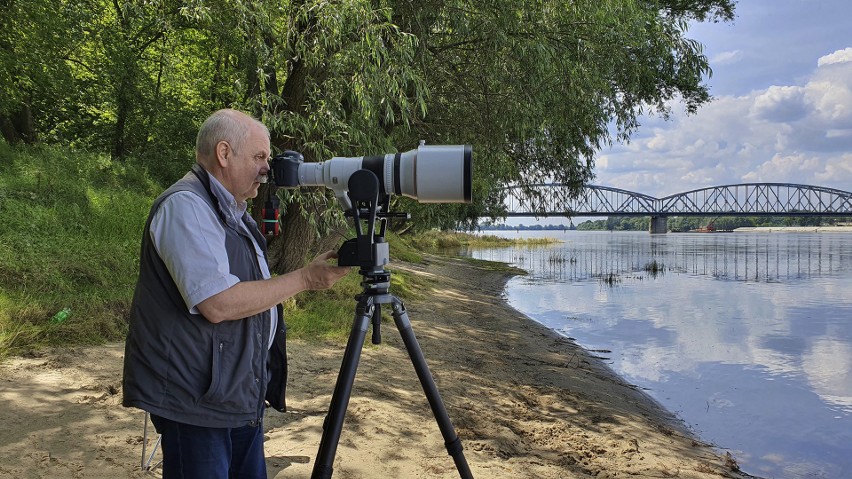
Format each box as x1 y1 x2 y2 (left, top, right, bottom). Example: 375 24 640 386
462 230 852 479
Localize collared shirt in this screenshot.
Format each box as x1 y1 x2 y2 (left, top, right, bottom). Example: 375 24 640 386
149 170 278 348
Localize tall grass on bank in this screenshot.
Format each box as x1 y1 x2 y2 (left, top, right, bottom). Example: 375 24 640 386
643 260 665 278
404 230 560 250
0 144 442 355
0 143 527 356
0 143 160 357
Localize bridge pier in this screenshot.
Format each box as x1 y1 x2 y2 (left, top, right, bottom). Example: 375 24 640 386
649 215 668 234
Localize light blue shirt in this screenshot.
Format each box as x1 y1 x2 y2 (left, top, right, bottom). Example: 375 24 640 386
149 169 278 348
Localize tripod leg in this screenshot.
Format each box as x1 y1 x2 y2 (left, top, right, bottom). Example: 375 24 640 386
390 296 474 479
312 296 374 479
371 303 382 345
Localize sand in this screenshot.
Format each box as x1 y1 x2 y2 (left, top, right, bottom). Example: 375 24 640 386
0 255 758 478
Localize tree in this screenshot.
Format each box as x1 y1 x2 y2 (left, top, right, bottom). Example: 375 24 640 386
0 0 84 144
1 0 209 177
206 0 430 272
1 0 737 273
219 0 737 271
388 0 735 230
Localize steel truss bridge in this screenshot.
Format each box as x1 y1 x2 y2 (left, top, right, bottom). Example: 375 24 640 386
502 183 852 233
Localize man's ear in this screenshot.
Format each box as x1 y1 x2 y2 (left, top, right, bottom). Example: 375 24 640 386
215 141 231 168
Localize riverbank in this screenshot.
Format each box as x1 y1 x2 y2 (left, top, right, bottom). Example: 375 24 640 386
734 226 852 233
0 255 756 478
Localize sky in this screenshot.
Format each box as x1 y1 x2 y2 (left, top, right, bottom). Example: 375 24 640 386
593 0 852 199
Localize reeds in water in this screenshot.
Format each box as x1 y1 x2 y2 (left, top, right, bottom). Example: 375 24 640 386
599 272 621 286
547 252 577 264
643 259 664 277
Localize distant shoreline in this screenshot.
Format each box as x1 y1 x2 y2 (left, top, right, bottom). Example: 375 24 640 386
480 226 852 233
733 226 852 233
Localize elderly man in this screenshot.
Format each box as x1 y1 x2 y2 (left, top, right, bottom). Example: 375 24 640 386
123 109 350 478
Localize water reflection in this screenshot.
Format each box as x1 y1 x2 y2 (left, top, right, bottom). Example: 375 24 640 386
464 231 852 479
469 232 852 284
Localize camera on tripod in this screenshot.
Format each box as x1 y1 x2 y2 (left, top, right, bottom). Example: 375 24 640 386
268 143 476 479
268 142 472 269
269 142 472 210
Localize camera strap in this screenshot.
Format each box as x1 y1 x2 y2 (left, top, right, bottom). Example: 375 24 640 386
190 164 228 226
261 187 281 236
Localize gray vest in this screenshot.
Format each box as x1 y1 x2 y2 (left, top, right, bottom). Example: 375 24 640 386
122 165 283 428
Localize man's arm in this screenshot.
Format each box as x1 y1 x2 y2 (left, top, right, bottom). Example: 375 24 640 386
196 251 350 324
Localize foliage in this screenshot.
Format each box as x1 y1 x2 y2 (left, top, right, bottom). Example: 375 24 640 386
0 143 158 357
1 0 737 270
575 216 651 231
392 0 735 230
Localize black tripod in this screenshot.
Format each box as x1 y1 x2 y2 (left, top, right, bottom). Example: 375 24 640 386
310 170 473 479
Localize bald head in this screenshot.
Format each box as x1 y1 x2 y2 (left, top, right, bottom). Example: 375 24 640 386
194 109 272 203
196 109 270 167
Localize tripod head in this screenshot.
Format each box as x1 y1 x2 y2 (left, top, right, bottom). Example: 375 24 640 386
336 169 408 296
336 169 407 272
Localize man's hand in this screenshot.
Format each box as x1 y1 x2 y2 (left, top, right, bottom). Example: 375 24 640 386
300 250 352 290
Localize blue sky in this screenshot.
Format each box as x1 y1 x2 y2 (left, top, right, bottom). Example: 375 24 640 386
594 0 852 199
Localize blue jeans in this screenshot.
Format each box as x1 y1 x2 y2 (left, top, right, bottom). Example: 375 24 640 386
149 414 267 479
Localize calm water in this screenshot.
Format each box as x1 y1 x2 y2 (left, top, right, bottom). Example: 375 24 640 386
463 231 852 479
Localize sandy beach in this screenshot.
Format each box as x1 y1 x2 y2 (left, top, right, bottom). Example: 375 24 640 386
0 255 757 478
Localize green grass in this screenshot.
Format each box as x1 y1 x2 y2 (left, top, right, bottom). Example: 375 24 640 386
281 251 434 342
402 230 560 250
0 143 443 354
0 143 160 358
0 143 524 356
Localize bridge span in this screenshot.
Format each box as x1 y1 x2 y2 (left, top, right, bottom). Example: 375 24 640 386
501 183 852 233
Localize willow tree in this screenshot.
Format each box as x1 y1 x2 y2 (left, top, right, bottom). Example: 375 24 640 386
5 0 736 273
191 0 429 272
216 0 736 271
389 0 736 229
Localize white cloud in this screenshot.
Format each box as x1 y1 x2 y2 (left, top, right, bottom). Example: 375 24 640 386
813 153 852 183
712 50 744 66
597 47 852 196
817 47 852 67
751 86 808 122
805 79 852 127
741 153 822 183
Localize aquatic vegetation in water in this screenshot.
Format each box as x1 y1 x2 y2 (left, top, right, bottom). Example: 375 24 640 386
643 260 665 277
548 252 577 264
598 272 621 287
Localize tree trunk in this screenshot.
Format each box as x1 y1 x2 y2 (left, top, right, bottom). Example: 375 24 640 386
0 104 37 144
272 201 319 274
0 115 17 144
111 75 132 159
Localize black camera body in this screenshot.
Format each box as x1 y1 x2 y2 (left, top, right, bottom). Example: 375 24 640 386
270 150 305 188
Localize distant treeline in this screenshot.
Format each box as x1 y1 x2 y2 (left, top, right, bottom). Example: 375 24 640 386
480 223 577 231
481 216 852 232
